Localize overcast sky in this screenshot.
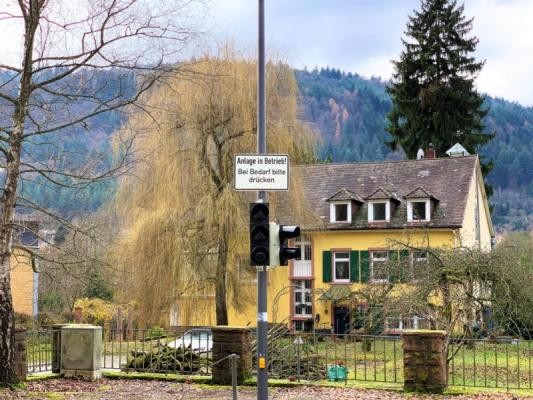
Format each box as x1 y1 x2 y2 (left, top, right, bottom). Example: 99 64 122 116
204 0 533 106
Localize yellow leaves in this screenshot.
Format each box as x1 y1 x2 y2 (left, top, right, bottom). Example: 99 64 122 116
111 50 318 325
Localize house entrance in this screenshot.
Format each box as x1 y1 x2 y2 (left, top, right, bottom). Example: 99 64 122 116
333 306 350 334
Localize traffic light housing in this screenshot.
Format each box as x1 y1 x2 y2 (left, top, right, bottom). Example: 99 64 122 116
249 202 269 266
269 223 301 266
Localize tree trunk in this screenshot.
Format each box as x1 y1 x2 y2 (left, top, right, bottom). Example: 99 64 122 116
0 268 17 386
215 234 229 326
0 140 24 387
0 2 38 384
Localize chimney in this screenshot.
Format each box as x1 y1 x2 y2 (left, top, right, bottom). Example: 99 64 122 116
426 143 436 159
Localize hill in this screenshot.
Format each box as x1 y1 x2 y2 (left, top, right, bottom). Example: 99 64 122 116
6 67 531 232
296 68 533 232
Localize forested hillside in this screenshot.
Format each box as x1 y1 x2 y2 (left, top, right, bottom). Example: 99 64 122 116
8 67 531 232
296 68 533 232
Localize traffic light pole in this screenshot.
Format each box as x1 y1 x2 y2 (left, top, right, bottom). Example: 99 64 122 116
256 1 268 399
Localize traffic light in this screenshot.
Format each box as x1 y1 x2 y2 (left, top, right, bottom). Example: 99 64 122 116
249 202 269 266
269 223 301 266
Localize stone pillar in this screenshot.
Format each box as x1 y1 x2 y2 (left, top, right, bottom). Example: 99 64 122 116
61 324 102 380
14 328 27 381
211 326 252 385
402 330 447 393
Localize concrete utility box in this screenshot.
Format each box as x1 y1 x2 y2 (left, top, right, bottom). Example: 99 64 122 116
60 324 102 380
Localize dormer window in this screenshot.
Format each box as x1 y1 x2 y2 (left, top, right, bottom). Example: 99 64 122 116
330 202 351 223
326 188 363 224
365 187 399 223
368 201 390 222
407 200 430 222
404 186 439 223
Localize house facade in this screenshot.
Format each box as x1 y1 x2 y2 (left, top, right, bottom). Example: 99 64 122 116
172 154 494 332
11 248 39 317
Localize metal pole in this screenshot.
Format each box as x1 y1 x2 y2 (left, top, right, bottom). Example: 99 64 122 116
231 354 238 400
257 1 268 399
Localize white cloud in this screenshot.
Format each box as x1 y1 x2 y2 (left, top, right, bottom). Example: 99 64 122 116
205 0 533 106
465 0 533 105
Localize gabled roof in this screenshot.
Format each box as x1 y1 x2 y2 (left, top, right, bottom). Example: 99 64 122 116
275 156 479 230
446 143 470 157
365 187 400 202
326 188 364 203
404 186 439 201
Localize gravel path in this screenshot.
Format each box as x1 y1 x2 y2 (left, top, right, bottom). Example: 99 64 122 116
0 379 532 399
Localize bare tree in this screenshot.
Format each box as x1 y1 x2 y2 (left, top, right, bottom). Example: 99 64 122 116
0 0 202 385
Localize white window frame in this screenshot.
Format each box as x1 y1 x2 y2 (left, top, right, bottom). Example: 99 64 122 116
368 200 390 222
370 250 389 283
330 201 351 223
385 315 421 332
294 236 312 261
407 199 431 222
293 279 313 317
333 251 350 283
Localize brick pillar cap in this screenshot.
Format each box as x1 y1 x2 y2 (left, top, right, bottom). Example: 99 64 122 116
402 329 447 337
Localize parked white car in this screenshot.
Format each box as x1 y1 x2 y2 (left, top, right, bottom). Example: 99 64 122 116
167 328 213 352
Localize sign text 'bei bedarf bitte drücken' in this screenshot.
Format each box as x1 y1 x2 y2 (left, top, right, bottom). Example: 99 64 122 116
234 154 289 191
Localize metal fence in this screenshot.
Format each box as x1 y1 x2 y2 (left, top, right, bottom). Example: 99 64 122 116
102 328 213 374
449 337 533 390
26 329 53 374
25 327 533 392
266 333 403 384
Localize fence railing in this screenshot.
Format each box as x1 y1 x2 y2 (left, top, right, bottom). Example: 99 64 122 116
449 337 533 390
26 329 53 374
24 326 533 391
102 328 212 374
266 333 402 383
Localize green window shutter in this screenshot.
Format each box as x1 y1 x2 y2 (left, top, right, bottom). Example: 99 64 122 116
360 250 369 283
399 250 410 282
322 251 332 283
389 251 398 283
350 251 359 283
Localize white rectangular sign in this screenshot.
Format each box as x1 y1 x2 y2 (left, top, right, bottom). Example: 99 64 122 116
234 154 289 191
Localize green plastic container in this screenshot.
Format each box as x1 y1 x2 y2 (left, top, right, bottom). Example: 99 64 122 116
327 365 347 381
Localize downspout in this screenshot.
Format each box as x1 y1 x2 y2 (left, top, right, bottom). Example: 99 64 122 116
475 170 481 250
31 256 39 318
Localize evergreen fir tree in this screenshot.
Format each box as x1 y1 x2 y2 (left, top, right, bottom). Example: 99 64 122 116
386 0 493 193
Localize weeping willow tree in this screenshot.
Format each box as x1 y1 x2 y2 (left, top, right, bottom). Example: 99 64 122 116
112 51 318 326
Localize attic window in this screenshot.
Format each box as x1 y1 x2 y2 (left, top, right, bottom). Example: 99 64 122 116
407 200 430 222
368 201 390 222
330 202 351 223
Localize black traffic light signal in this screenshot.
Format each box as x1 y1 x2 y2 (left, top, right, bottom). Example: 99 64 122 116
269 223 301 266
249 202 269 266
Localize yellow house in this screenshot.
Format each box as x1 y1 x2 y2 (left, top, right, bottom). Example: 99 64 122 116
11 247 39 317
172 154 493 333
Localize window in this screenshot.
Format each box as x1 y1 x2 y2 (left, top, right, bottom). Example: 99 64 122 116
293 320 314 332
294 236 312 261
333 252 350 282
330 202 351 223
411 250 428 280
368 201 390 222
293 280 312 316
407 200 430 222
370 250 388 283
384 315 430 332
